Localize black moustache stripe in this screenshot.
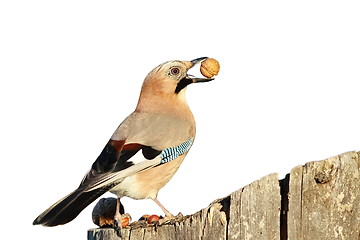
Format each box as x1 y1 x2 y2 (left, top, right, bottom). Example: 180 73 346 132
175 78 192 94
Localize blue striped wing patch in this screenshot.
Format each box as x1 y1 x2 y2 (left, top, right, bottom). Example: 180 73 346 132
161 138 194 164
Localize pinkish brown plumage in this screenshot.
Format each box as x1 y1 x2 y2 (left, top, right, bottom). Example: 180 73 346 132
33 57 217 232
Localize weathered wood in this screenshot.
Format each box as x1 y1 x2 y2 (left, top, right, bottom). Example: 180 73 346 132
88 174 280 240
288 151 360 240
88 151 360 240
228 173 281 240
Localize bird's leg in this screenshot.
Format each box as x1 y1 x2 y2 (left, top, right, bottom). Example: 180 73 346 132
153 198 174 219
113 198 122 237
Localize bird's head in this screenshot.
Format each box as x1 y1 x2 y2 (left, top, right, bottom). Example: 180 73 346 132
139 57 214 100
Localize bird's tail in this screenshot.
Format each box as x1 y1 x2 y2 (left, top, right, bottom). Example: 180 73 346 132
33 186 110 227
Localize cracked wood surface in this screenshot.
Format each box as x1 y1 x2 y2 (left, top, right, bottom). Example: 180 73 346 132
88 151 360 240
288 151 360 240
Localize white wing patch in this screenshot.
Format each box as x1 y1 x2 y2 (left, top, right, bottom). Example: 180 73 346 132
85 155 162 192
131 150 153 164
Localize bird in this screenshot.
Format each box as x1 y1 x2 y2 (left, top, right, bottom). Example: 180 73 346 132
33 57 216 229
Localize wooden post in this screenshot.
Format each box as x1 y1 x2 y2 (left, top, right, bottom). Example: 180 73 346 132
88 151 360 240
288 151 360 239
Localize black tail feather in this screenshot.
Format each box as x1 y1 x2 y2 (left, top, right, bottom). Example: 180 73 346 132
33 186 110 227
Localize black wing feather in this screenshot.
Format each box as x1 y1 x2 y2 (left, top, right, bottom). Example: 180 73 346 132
33 139 161 226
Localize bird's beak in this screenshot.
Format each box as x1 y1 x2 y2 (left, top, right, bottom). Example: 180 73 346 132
186 57 215 83
190 57 208 65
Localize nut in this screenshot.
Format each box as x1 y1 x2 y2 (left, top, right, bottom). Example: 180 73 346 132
92 197 125 227
121 216 131 227
138 214 151 221
147 214 160 224
200 58 220 78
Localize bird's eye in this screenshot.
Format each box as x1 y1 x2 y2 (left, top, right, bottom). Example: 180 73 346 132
170 67 180 75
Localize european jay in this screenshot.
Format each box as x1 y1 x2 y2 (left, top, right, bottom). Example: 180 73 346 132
33 57 215 228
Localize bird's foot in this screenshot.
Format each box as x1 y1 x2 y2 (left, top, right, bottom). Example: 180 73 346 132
158 212 183 225
113 222 121 237
113 213 131 237
129 214 162 228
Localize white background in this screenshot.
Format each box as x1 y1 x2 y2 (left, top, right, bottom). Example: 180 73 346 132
1 1 359 239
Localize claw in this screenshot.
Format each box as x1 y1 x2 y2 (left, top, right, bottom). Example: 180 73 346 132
113 219 121 237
